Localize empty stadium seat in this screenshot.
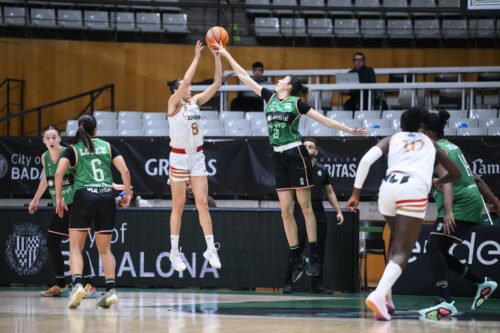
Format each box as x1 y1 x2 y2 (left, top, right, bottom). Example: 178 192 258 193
443 127 457 136
118 119 142 131
245 112 266 121
387 19 412 38
355 0 380 16
202 119 223 129
327 110 353 119
252 127 269 136
281 18 307 37
487 127 500 136
363 119 391 129
66 120 78 133
245 0 272 15
479 118 500 128
383 0 409 17
96 129 117 137
220 111 244 121
143 112 166 121
204 128 225 136
310 126 335 136
273 0 297 15
255 17 281 37
411 0 437 17
308 18 333 37
361 19 385 38
97 118 117 130
469 19 494 38
414 19 440 38
250 117 267 129
300 0 326 16
4 7 25 26
94 111 117 120
334 19 360 38
355 111 381 120
382 110 404 120
442 19 467 38
137 12 161 32
225 128 252 136
112 12 136 31
338 119 362 128
84 11 110 30
144 119 169 130
31 8 56 27
449 118 478 129
58 10 83 28
438 0 460 16
470 109 498 119
163 13 189 33
457 128 486 136
145 128 169 137
435 89 462 109
118 111 142 121
119 129 144 136
327 0 354 16
224 119 251 130
200 111 219 119
444 109 468 118
369 128 394 136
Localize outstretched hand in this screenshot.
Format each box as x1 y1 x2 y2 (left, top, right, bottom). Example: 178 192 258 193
194 40 204 57
208 45 221 59
212 41 229 57
351 126 370 137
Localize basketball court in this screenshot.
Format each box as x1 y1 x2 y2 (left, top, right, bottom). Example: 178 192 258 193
1 288 499 332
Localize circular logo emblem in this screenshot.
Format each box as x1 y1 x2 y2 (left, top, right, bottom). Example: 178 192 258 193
0 154 8 179
5 223 47 276
48 179 54 187
318 170 322 176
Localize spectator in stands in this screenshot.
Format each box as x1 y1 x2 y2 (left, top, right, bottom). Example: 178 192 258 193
344 52 376 111
231 61 269 111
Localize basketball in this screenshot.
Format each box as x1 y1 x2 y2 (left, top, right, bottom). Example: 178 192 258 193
206 26 229 50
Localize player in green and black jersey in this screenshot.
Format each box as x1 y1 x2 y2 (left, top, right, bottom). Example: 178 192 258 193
215 42 368 284
419 110 499 318
55 114 132 309
29 125 96 298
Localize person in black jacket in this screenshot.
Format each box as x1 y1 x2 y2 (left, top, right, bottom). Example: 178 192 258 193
344 52 376 111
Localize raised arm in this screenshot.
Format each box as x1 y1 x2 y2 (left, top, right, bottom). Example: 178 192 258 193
168 41 204 111
213 41 263 96
306 110 370 136
55 157 70 218
192 48 222 106
29 155 48 214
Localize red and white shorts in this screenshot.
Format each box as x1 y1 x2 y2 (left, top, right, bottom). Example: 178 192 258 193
378 172 429 219
168 148 207 183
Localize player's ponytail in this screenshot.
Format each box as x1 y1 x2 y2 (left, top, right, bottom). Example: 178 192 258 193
422 110 449 138
401 106 430 132
167 79 182 94
288 76 308 97
74 114 96 154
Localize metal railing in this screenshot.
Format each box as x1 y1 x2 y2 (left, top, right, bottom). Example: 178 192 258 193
0 78 25 136
0 84 114 136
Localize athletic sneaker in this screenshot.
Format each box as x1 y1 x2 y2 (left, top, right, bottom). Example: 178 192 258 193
386 289 395 314
306 254 320 277
68 283 85 309
96 289 118 309
418 299 458 319
40 285 69 297
292 256 309 283
169 248 186 272
472 277 498 311
366 291 391 321
309 284 332 294
203 247 222 269
83 284 97 298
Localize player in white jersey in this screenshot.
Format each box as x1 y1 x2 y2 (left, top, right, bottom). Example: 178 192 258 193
346 107 461 321
166 41 222 272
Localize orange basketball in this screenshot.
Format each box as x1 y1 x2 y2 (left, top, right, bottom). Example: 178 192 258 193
206 26 229 50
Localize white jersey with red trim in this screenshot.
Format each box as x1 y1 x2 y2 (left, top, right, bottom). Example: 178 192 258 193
387 131 436 192
168 99 204 150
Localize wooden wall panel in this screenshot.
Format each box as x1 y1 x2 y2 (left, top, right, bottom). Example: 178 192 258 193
1 37 500 135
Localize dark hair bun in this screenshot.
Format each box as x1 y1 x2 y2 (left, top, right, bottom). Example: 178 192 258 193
438 110 450 124
167 80 175 87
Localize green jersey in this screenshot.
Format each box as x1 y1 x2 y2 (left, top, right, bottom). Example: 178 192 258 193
265 93 303 146
71 139 114 190
432 139 483 223
44 147 74 205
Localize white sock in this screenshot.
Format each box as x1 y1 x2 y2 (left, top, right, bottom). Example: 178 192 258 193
374 261 402 298
205 235 215 250
170 235 179 251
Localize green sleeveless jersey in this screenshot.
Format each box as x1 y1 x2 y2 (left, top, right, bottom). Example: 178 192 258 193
44 147 74 205
72 139 113 190
432 139 483 223
265 94 303 146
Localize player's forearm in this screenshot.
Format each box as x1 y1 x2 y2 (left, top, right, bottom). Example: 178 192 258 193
54 172 63 200
213 56 222 86
442 183 454 216
182 55 201 86
476 176 500 208
33 176 48 201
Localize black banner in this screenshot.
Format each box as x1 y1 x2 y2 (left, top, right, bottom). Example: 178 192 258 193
0 137 499 198
393 224 500 297
0 207 360 292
